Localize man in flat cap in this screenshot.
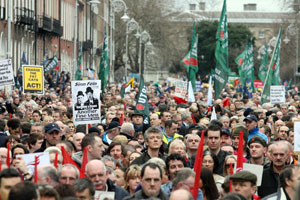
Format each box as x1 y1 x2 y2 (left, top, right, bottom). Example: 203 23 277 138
230 170 258 200
74 91 85 110
84 87 99 109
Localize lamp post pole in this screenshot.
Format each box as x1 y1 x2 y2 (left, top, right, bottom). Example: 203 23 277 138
73 0 78 81
125 18 139 81
143 41 153 75
109 0 129 83
138 30 151 79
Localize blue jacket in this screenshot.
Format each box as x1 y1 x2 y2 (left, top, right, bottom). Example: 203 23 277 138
248 128 268 142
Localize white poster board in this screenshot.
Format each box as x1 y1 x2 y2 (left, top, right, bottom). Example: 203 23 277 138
174 79 187 99
72 80 101 125
16 152 50 175
270 85 285 105
94 191 115 200
242 163 264 186
294 121 300 152
0 59 14 86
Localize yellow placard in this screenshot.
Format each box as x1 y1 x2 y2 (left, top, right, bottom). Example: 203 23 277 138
23 65 44 95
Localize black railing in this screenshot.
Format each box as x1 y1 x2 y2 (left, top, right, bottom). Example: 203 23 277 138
38 15 52 32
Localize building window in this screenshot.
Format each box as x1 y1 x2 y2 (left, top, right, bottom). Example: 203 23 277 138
189 3 196 11
258 31 265 39
244 3 257 11
199 2 205 10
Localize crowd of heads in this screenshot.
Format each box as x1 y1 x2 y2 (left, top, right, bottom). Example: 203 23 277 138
1 77 300 200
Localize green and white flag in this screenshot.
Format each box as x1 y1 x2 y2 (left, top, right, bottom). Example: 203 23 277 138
214 0 230 98
258 43 269 83
75 45 82 80
99 27 109 94
135 75 150 124
261 27 282 104
181 23 198 92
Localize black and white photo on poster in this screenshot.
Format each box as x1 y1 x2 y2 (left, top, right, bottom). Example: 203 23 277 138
71 80 101 125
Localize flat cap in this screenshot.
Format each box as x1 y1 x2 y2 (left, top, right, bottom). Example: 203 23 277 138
230 170 257 185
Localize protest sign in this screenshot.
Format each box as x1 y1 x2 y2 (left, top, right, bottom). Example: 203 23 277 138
243 163 264 186
16 152 50 175
0 59 14 86
167 77 178 86
94 191 115 200
174 79 187 99
294 121 300 152
23 65 44 95
270 85 285 104
72 80 101 125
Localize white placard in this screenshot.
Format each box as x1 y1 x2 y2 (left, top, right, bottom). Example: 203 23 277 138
167 77 178 86
270 85 285 104
16 152 50 175
72 80 101 125
242 163 264 186
0 59 14 86
294 121 300 152
94 191 115 200
174 79 187 99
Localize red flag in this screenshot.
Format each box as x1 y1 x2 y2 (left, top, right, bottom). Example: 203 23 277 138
80 147 88 178
34 156 38 183
6 143 10 168
229 163 233 193
54 152 58 168
191 130 205 200
120 113 124 126
236 131 244 171
8 113 11 120
60 146 80 171
173 96 187 104
222 97 230 107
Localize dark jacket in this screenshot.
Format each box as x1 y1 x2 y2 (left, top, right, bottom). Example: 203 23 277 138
130 150 166 166
0 132 7 147
123 188 168 200
107 179 129 200
258 163 280 198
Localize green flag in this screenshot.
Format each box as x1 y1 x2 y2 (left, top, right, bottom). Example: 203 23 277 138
75 45 82 80
214 0 230 98
258 44 269 83
261 27 282 104
99 28 109 94
237 39 255 91
135 75 149 124
181 23 198 91
271 27 282 86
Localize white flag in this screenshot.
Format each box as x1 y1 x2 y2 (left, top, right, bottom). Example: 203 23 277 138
210 107 217 121
188 81 195 102
207 76 213 106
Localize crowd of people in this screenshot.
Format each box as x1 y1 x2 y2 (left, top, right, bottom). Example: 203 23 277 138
0 74 300 200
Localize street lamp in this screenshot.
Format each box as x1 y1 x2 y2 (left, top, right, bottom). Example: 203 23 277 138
143 40 153 73
109 0 129 83
137 30 151 79
125 18 139 81
284 23 298 84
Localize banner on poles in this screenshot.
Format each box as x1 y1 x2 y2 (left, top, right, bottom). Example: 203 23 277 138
0 59 14 86
22 65 44 95
174 79 187 99
72 80 101 125
270 85 285 105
